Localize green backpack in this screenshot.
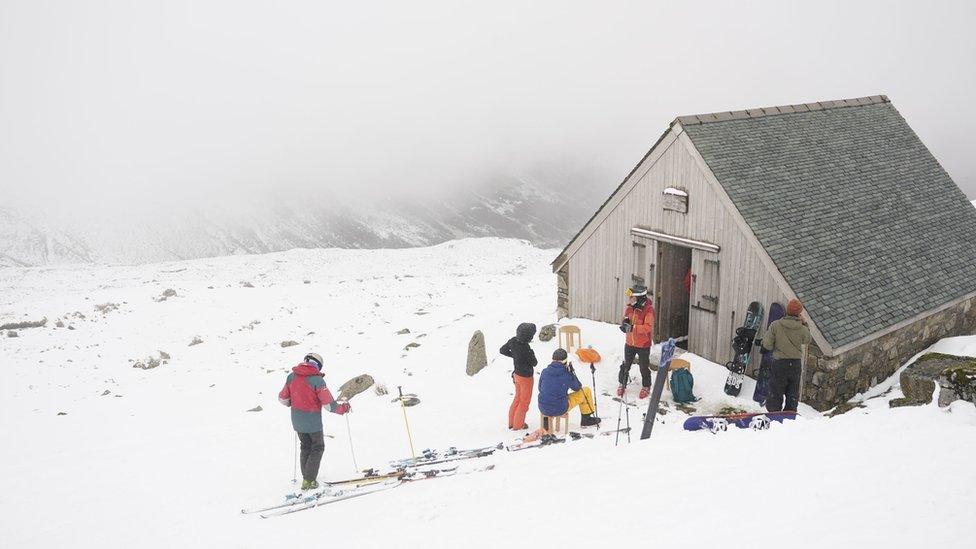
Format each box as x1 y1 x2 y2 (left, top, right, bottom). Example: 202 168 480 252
670 368 699 403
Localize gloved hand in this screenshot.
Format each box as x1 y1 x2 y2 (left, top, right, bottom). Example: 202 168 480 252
753 338 763 348
623 323 634 333
336 401 351 415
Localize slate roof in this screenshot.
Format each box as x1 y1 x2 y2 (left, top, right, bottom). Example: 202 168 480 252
681 96 976 349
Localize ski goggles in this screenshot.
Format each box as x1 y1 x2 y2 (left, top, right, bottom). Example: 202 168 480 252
625 288 647 297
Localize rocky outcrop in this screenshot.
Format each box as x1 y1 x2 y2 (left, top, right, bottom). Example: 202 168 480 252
889 353 976 408
538 324 557 342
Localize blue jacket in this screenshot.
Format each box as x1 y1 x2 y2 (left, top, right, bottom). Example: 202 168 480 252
538 361 582 416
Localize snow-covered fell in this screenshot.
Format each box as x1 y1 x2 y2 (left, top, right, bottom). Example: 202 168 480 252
0 173 603 267
1 238 974 547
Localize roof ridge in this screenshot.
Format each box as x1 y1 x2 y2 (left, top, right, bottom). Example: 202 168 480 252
674 95 890 126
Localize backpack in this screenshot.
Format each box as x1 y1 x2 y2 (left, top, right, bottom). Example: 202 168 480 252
670 368 699 403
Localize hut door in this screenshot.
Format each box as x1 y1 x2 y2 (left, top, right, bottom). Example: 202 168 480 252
654 241 692 347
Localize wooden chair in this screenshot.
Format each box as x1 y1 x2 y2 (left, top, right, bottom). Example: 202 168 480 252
666 358 691 391
541 412 569 435
558 325 582 355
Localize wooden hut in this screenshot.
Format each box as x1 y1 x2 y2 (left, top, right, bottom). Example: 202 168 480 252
552 95 976 410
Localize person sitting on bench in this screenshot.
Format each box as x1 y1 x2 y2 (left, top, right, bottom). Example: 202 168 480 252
538 348 601 428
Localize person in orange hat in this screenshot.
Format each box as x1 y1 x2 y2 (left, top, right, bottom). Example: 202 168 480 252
761 299 812 412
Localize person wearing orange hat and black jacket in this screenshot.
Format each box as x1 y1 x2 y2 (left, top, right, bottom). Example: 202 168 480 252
761 299 812 412
617 284 656 399
500 322 538 430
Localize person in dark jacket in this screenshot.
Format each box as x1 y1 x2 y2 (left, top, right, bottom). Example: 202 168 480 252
538 349 601 427
278 352 351 490
762 299 812 413
500 322 538 430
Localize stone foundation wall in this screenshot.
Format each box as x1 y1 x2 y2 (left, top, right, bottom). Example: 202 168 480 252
803 294 976 411
556 264 569 319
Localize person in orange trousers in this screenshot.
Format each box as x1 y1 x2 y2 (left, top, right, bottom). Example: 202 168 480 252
500 323 538 430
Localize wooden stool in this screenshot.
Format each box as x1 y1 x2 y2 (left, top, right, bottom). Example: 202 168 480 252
558 325 582 355
666 358 691 391
541 412 569 435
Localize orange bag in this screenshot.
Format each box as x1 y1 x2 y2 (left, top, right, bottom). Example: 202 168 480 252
575 348 601 364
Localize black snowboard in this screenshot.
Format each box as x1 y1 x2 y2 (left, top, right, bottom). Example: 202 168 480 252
723 301 764 396
752 302 784 405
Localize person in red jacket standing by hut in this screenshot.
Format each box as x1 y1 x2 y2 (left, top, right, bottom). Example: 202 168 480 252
616 284 656 399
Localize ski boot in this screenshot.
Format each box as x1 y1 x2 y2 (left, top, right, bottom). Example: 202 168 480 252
580 413 601 427
301 479 320 490
639 386 650 399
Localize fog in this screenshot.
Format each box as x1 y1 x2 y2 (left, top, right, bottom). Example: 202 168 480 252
2 0 975 218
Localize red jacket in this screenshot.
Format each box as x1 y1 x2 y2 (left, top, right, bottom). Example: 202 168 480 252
278 363 348 433
623 302 655 348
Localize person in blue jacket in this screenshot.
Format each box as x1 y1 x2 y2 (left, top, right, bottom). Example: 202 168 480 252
538 348 601 428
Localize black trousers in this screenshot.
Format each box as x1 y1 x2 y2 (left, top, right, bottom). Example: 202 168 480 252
298 431 325 481
618 344 652 388
766 359 802 413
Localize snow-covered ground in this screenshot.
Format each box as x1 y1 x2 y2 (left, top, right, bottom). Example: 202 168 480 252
1 238 974 548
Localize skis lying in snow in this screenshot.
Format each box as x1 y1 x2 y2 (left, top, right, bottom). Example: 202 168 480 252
569 428 630 440
505 433 567 452
388 443 502 469
602 393 638 407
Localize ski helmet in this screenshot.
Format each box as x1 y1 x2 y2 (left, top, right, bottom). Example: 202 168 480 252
626 284 648 298
304 353 324 370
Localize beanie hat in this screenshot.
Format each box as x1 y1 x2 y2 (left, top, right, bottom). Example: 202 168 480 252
304 352 324 370
552 348 568 362
786 299 804 317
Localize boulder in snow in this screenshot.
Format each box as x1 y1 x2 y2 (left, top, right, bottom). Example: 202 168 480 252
338 374 375 401
466 330 487 376
280 340 299 348
538 324 557 342
189 336 203 346
891 353 976 407
246 405 263 412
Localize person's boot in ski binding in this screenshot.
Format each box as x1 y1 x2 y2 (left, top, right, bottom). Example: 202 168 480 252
301 479 319 490
616 384 626 397
581 413 601 427
639 386 650 399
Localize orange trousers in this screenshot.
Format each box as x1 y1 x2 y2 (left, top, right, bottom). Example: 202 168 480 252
508 374 534 429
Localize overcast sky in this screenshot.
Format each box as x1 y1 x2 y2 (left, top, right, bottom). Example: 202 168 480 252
1 0 974 216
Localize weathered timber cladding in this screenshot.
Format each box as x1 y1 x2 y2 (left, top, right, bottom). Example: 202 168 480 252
565 129 793 368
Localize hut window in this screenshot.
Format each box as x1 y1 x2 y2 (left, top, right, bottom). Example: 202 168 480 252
663 187 688 213
697 259 719 312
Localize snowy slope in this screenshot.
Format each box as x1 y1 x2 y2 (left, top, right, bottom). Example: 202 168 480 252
0 172 604 267
1 238 974 548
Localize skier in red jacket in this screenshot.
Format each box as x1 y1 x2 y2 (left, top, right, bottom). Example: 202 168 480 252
278 352 350 490
616 285 656 399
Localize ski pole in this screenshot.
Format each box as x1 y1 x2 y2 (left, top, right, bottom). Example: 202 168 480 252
626 405 631 443
345 408 359 473
292 432 298 484
590 364 599 417
398 386 416 459
615 397 623 447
